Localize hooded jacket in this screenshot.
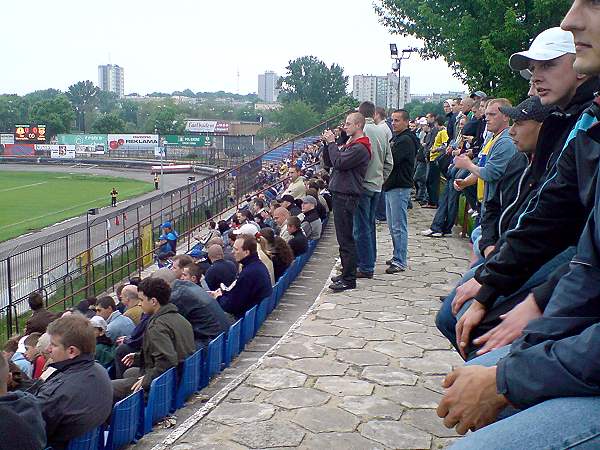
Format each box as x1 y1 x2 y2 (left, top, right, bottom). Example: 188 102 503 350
301 208 322 240
323 136 371 196
170 280 232 348
383 129 417 191
33 354 112 450
137 303 195 390
474 77 600 309
0 391 46 450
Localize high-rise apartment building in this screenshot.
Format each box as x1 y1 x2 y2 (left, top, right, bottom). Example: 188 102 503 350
98 64 125 98
258 71 279 103
352 73 411 109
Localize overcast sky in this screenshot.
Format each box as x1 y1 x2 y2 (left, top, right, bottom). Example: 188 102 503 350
2 0 466 97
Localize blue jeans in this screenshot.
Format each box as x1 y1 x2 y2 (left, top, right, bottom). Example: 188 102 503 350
353 189 379 274
470 226 483 261
451 346 600 449
385 188 411 268
431 169 460 234
376 191 386 221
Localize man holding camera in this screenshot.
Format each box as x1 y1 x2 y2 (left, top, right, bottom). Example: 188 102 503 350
322 112 371 292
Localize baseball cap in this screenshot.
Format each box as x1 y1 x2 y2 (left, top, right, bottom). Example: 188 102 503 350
90 315 107 332
280 194 295 204
301 195 317 206
470 90 487 99
233 223 260 236
498 96 555 123
162 221 172 229
509 27 575 71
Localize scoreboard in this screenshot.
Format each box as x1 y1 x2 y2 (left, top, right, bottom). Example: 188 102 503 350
14 124 46 143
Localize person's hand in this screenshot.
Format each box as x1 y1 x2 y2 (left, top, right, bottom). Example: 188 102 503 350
452 278 482 315
208 289 223 299
437 366 508 434
115 336 126 346
455 301 487 359
473 293 541 356
121 352 136 368
483 245 495 258
452 148 461 157
453 154 472 170
453 179 467 191
131 376 144 393
323 130 336 144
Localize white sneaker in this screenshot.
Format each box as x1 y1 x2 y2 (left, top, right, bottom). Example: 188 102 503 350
421 229 435 236
431 232 444 238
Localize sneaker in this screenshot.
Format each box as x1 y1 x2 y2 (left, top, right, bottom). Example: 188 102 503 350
356 271 374 279
431 232 444 238
386 264 405 274
421 229 435 236
385 259 394 265
330 274 342 283
329 280 356 292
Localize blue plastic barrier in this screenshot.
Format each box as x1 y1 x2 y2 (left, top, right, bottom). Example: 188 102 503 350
143 367 176 435
206 333 224 380
225 319 242 365
241 305 257 349
104 390 144 450
66 426 102 450
256 297 269 330
174 350 203 409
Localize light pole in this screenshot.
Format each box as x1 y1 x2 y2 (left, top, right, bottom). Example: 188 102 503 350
85 208 98 296
389 44 416 109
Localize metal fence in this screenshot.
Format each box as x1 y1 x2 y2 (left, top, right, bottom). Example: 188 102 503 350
0 110 349 340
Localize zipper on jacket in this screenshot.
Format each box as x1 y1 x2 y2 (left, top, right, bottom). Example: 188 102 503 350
498 164 531 237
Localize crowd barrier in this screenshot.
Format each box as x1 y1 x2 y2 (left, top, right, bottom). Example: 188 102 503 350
60 222 323 450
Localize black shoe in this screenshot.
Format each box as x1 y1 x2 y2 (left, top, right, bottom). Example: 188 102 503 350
356 271 374 279
385 259 393 265
386 264 405 274
329 280 356 292
330 274 342 283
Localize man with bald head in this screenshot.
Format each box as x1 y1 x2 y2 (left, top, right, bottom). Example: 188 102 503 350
204 244 237 291
273 207 291 241
122 284 143 325
322 112 371 292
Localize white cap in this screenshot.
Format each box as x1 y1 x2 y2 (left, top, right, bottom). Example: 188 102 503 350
90 315 107 332
509 27 575 71
233 223 260 237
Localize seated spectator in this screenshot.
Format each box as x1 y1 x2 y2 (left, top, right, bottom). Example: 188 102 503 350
306 187 328 220
95 296 135 343
3 337 32 378
280 194 301 216
113 310 151 379
90 316 114 366
34 333 52 375
24 292 57 335
260 228 294 281
300 195 323 240
121 284 143 325
287 216 308 257
7 360 35 393
206 236 237 268
234 224 275 285
273 207 291 241
114 284 127 313
211 235 273 319
181 263 203 285
75 297 97 319
204 244 238 291
0 352 46 450
195 220 221 246
282 165 306 199
23 333 46 379
217 220 232 245
33 315 112 449
128 276 142 287
171 254 194 279
236 209 260 233
156 221 178 260
112 277 195 401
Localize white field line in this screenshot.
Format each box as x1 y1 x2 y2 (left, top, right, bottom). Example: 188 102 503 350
0 181 47 193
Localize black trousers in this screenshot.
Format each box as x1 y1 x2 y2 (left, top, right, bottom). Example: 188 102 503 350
426 162 441 206
331 192 360 285
114 343 136 379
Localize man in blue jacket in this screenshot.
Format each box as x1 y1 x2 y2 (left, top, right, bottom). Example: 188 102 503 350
437 2 600 447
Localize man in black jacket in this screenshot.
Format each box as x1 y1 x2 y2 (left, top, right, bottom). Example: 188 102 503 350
322 112 371 291
383 110 417 274
34 315 112 449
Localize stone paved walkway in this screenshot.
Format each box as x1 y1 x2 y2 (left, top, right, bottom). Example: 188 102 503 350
150 206 471 450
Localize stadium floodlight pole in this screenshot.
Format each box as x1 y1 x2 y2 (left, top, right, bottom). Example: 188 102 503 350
390 45 416 109
85 208 98 296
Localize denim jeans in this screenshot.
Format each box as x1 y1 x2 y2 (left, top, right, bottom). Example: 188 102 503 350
375 191 386 221
385 188 411 268
353 189 379 274
414 161 428 203
470 226 483 261
431 170 460 234
451 346 600 449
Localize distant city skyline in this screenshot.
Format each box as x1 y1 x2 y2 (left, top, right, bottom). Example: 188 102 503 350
0 0 466 98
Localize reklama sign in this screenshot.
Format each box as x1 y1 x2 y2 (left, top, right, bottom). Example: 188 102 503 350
107 134 159 151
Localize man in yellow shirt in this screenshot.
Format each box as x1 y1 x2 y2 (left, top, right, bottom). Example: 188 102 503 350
425 117 449 208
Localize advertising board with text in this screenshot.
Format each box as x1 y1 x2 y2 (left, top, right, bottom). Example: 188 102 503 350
57 134 107 154
184 120 230 134
37 144 77 159
163 135 213 147
107 134 159 151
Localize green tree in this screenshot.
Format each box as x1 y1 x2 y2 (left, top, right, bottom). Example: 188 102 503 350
29 95 75 137
272 100 320 135
96 90 119 114
375 0 571 101
322 95 359 122
91 113 127 133
404 100 445 118
0 95 28 132
119 99 139 125
23 89 62 105
278 56 348 113
66 80 100 132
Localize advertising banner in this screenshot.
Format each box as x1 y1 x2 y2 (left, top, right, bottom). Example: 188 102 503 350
185 120 230 134
107 134 159 151
0 133 14 144
2 143 35 156
37 144 76 159
141 224 154 267
163 135 213 147
57 134 107 154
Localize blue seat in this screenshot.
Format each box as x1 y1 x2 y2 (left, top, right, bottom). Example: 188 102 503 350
143 367 176 435
66 426 102 450
241 305 257 349
206 333 225 380
104 390 144 450
267 284 278 313
174 350 203 409
255 298 269 330
225 319 242 365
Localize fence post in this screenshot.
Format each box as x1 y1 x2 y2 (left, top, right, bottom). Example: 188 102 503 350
6 257 13 340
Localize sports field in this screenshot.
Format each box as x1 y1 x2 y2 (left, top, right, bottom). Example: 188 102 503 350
0 171 154 241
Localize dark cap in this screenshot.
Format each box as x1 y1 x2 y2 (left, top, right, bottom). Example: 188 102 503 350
470 90 487 99
498 96 554 123
280 194 295 203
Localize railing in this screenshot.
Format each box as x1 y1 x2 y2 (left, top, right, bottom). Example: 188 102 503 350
0 109 349 340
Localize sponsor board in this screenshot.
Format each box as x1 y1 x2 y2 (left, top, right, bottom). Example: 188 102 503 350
2 143 35 156
163 135 213 147
57 134 107 153
0 133 14 144
36 144 76 159
185 120 230 134
107 134 159 151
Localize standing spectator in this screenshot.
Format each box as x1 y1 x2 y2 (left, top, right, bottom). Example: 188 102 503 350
112 277 195 401
34 315 112 449
95 296 135 343
110 187 118 207
425 117 449 208
154 174 159 190
282 166 306 199
0 352 46 450
383 110 417 274
300 196 322 240
24 292 57 335
122 284 143 325
353 101 393 278
322 112 371 291
204 244 238 291
287 216 308 257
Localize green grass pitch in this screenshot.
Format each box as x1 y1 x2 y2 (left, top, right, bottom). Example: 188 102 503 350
0 171 154 242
